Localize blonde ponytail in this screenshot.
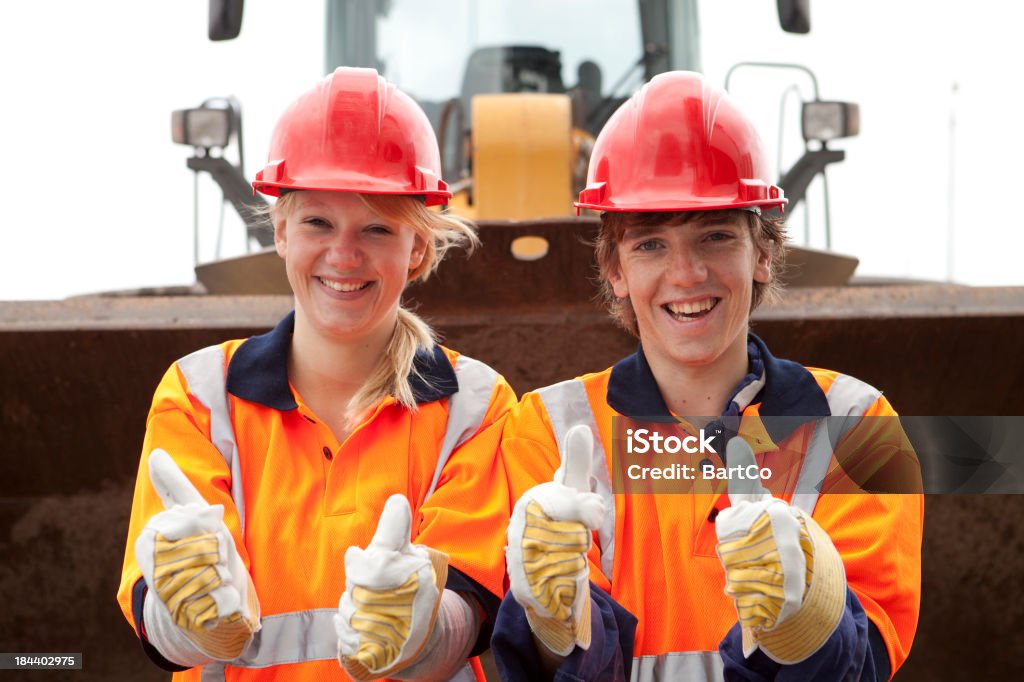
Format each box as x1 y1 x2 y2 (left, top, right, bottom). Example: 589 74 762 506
345 307 435 428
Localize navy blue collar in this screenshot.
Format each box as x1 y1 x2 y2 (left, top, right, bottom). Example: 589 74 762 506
226 311 458 410
606 332 831 441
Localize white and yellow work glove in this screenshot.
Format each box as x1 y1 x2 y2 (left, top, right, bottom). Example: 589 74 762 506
335 494 449 681
507 424 606 657
134 449 260 662
715 438 847 664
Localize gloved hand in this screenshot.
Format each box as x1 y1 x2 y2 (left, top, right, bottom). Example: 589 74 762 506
134 449 259 661
715 437 847 664
336 494 449 681
507 424 606 656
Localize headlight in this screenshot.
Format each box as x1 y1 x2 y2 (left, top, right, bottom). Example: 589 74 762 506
171 107 232 149
801 101 859 142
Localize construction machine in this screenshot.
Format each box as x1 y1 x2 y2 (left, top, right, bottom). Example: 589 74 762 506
185 0 858 295
2 1 1023 679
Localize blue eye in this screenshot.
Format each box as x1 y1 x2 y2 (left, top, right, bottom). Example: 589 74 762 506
303 216 330 228
366 224 393 235
704 231 732 242
636 239 661 251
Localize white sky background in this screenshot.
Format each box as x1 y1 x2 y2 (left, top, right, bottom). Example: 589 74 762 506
0 2 324 300
700 0 1024 285
1 0 1022 300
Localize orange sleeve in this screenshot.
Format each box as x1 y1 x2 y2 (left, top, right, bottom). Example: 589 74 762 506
499 392 611 593
115 355 249 634
415 374 517 598
814 395 923 676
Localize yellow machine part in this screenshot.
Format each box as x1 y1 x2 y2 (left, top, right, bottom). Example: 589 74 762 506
469 93 573 220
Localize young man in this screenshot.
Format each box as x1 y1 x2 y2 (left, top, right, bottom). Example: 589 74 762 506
493 71 921 681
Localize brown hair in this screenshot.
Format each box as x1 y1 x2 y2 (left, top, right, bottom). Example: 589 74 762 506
594 209 787 336
272 192 478 425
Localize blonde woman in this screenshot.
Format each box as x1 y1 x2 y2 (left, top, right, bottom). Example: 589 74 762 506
117 68 515 681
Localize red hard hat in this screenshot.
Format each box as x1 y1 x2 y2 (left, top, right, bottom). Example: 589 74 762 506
576 71 786 214
253 67 450 206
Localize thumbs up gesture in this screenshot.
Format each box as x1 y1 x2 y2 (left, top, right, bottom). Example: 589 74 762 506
335 494 449 681
715 437 846 664
506 424 606 656
134 449 259 661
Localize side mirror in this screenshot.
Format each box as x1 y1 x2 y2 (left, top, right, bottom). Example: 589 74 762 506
209 0 244 41
776 0 810 34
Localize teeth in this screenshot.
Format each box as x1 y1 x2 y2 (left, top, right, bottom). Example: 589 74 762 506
318 277 368 292
667 298 716 315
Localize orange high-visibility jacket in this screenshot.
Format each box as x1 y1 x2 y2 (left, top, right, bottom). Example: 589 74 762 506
498 336 922 681
117 313 516 681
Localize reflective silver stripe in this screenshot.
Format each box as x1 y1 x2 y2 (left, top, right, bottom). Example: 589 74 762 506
792 374 883 514
824 373 882 419
792 420 834 514
237 609 338 667
201 610 476 677
197 610 336 680
178 345 246 533
631 650 725 681
537 380 616 580
425 354 501 500
447 662 478 682
200 663 225 681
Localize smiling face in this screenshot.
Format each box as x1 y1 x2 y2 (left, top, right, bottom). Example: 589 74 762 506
274 191 426 344
607 212 772 371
